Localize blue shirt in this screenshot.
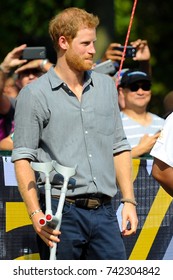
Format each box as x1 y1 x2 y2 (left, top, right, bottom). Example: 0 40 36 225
11 67 130 197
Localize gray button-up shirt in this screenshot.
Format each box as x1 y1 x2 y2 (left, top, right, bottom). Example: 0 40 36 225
11 67 130 197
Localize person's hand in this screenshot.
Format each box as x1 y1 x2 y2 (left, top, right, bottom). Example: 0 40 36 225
15 59 52 74
102 42 124 62
121 203 138 236
132 132 161 158
0 44 27 73
32 212 61 248
130 39 151 61
15 59 43 74
139 132 160 152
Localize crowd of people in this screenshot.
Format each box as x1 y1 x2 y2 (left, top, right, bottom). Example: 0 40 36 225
118 69 164 158
0 45 52 150
0 39 166 155
0 6 172 260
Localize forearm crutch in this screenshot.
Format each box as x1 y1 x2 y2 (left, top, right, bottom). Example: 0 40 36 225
31 161 54 225
49 160 77 260
31 160 77 260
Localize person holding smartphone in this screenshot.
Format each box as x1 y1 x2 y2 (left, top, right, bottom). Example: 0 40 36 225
101 39 152 75
0 46 52 151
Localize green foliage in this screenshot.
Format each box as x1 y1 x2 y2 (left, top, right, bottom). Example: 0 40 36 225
114 0 173 116
0 0 173 116
0 0 85 56
115 0 135 39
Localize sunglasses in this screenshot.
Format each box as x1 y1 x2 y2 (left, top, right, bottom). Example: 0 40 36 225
19 69 43 77
128 82 151 92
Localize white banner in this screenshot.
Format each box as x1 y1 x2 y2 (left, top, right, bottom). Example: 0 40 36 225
3 156 17 186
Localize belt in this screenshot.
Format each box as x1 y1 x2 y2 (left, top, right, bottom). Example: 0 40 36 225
52 194 112 209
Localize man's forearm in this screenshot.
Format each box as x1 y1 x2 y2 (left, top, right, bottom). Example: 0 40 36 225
14 159 41 216
114 150 135 200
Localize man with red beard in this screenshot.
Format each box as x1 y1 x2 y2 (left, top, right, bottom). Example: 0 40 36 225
12 7 138 260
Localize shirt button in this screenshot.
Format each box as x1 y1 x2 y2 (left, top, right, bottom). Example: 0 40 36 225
85 130 88 134
89 154 92 158
93 177 96 180
81 108 84 112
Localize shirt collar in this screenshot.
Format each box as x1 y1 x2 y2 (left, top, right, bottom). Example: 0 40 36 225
47 66 94 91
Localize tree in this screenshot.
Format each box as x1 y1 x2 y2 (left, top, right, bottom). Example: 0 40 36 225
1 0 173 116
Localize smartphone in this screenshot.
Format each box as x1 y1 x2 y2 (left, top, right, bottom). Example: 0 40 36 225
21 47 47 60
93 59 115 75
114 46 136 58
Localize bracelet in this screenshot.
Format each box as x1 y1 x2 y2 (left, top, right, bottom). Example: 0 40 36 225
29 209 42 219
121 198 138 206
40 59 48 71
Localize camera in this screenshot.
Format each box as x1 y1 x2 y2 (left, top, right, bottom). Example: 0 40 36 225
114 46 136 58
93 60 115 75
21 47 47 60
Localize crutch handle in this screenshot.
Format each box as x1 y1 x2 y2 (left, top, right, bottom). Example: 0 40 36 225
45 213 53 222
39 217 47 226
39 215 58 229
46 216 59 229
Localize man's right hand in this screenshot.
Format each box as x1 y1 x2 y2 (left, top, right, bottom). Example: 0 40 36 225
32 212 61 247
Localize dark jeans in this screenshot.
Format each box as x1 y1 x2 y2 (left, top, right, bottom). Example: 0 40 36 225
37 197 127 260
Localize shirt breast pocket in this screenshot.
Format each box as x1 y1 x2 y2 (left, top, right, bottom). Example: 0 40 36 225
95 112 114 136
